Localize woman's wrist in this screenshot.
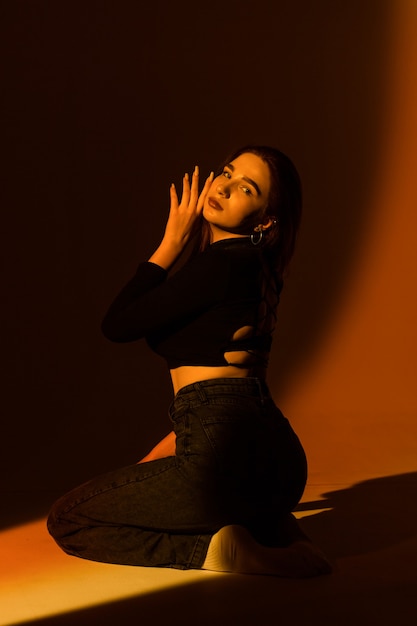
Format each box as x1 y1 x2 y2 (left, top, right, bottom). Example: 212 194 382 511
148 238 184 270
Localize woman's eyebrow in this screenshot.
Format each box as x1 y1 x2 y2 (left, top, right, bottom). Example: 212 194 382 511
225 162 262 195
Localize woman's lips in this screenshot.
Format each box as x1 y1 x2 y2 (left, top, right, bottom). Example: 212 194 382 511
208 197 223 211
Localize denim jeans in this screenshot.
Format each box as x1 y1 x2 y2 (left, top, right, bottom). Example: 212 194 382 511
47 378 307 569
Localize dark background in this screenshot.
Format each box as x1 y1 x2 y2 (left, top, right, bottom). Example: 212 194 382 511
2 0 391 519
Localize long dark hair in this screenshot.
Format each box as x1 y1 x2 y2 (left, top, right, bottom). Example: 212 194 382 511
197 145 302 279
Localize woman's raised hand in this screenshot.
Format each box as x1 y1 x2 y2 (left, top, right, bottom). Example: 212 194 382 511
166 166 213 245
149 166 214 270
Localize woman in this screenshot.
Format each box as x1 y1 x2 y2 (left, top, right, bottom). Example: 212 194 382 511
48 146 331 577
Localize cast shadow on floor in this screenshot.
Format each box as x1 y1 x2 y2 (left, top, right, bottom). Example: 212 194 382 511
295 471 417 559
20 471 417 626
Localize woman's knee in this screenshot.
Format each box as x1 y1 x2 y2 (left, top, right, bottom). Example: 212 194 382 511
46 490 78 542
47 500 65 540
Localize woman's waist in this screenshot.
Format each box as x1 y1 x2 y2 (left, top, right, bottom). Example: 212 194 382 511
170 365 267 396
170 370 271 404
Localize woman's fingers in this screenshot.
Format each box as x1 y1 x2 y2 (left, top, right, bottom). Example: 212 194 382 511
189 166 199 207
197 171 214 212
164 166 213 247
179 167 199 210
181 172 191 207
175 166 213 214
169 182 179 211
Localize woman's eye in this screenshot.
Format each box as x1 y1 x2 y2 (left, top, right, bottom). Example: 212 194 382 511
241 186 251 195
222 170 231 179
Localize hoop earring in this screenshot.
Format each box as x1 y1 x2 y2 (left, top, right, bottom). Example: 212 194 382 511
250 229 263 246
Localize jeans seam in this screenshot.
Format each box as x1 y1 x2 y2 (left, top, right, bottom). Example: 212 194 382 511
57 462 177 517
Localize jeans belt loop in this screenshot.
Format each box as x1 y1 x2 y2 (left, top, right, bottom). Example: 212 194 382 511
256 378 266 405
194 381 209 404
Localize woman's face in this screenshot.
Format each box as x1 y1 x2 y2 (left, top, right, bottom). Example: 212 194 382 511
203 152 272 241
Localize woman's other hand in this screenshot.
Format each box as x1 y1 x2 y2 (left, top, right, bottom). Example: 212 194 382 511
137 430 176 464
149 167 213 270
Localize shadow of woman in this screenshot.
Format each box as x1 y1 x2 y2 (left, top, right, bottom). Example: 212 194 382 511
295 472 417 560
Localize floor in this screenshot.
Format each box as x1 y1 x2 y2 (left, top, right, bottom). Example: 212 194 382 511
1 469 416 626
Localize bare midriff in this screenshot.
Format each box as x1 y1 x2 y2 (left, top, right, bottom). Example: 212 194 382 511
170 364 266 395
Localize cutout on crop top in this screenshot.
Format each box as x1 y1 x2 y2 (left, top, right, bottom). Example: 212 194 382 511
224 325 259 367
223 259 280 369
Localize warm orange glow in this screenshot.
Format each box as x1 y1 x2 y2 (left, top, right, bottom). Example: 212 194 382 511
277 0 417 483
0 519 220 625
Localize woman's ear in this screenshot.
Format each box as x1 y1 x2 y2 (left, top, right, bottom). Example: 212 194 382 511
260 215 278 230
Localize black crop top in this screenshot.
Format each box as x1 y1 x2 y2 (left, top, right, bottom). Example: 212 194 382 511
101 237 282 369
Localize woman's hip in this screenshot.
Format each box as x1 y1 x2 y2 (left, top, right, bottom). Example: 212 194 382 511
168 377 306 488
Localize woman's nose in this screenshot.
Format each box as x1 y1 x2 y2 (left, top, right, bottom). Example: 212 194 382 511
216 182 230 197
